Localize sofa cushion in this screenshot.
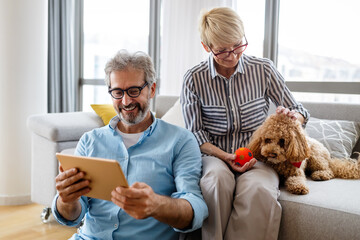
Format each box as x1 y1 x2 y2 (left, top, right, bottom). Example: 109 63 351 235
279 178 360 240
306 117 360 158
161 99 185 128
91 104 117 125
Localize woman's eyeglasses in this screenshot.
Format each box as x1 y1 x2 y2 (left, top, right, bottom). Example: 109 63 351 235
210 36 248 59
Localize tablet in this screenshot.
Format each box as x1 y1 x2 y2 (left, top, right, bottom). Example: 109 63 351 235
56 153 128 201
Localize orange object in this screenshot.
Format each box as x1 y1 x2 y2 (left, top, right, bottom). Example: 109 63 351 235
235 147 253 166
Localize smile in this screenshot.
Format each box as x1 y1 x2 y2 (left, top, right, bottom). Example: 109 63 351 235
122 105 136 111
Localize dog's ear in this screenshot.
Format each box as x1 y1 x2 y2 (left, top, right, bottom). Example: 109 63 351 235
247 126 263 159
286 123 310 162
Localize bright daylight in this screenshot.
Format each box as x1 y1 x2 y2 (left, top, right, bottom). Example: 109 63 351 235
1 0 359 240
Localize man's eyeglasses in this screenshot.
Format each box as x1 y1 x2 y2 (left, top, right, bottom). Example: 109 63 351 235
210 36 248 59
108 82 148 99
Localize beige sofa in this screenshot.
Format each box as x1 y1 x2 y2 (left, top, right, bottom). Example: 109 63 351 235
27 95 360 239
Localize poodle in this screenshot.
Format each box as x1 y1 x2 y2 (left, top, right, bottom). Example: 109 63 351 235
247 113 360 195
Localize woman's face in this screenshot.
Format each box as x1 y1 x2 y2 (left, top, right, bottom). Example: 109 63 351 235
210 41 244 69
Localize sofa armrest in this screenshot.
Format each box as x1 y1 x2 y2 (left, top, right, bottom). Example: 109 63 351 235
27 111 104 142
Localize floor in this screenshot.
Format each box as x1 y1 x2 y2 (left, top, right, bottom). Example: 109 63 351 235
0 203 77 240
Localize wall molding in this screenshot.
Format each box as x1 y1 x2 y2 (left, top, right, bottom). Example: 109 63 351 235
0 194 31 206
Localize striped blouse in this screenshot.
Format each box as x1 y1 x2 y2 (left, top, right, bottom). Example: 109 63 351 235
180 54 310 154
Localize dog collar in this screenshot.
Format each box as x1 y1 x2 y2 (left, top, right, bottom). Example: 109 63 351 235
291 161 302 168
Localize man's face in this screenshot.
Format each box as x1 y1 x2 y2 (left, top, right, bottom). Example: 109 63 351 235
109 68 155 125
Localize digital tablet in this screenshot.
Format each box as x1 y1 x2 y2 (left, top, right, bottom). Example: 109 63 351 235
56 153 129 201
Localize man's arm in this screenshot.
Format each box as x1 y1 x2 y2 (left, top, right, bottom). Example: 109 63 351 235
111 182 193 229
55 167 91 221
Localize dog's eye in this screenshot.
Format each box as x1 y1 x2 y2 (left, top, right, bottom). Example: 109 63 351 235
265 138 272 144
278 139 285 148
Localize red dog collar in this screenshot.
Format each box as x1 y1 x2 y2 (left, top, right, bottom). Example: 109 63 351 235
291 161 302 168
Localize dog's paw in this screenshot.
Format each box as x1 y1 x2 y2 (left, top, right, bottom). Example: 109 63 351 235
288 185 309 195
311 170 334 181
285 176 309 195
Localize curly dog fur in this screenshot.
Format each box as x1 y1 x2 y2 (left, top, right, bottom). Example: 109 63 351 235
247 113 360 195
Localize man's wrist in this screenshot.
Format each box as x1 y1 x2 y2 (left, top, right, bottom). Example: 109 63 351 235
56 197 81 221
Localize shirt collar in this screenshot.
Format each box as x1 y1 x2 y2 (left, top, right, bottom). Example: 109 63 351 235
207 53 245 79
108 112 158 136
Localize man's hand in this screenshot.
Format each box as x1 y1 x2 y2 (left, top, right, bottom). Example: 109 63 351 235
111 182 158 220
224 153 257 173
56 166 91 203
111 182 193 229
55 166 90 220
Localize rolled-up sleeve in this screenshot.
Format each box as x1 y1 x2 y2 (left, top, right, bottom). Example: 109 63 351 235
171 130 208 232
51 195 89 227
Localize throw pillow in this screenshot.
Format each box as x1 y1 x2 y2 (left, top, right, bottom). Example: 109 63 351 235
306 117 360 158
91 104 117 125
161 99 185 128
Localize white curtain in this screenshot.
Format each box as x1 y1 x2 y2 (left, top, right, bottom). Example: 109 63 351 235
159 0 235 96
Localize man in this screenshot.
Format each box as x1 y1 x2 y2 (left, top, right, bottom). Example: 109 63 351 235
52 50 208 240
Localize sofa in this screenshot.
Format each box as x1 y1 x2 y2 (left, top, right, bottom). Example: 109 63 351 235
27 95 360 239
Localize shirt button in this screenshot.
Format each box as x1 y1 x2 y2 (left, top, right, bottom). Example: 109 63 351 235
114 224 118 228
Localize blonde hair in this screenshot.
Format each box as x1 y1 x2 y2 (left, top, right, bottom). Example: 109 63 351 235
199 7 245 47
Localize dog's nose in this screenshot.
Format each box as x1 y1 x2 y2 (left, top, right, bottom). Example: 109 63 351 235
268 153 277 158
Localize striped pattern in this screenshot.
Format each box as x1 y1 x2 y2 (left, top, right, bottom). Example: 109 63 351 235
181 54 310 154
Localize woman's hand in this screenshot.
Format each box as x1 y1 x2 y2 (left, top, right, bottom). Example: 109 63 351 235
276 106 305 124
224 152 257 173
201 142 257 173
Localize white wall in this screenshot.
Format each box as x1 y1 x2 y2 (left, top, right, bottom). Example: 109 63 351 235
0 0 47 205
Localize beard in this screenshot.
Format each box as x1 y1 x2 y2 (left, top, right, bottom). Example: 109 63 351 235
117 97 151 125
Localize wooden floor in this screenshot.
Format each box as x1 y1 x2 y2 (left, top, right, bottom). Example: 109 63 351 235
0 203 77 240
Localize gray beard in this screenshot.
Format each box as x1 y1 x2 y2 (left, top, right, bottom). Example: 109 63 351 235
118 100 151 126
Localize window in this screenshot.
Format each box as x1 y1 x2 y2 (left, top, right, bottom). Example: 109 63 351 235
278 0 360 103
82 0 150 111
79 0 360 109
236 0 265 57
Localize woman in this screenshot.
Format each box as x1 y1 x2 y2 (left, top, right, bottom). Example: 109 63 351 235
181 7 309 240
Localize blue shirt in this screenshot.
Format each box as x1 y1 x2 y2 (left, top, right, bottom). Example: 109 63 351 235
52 115 208 240
181 54 310 154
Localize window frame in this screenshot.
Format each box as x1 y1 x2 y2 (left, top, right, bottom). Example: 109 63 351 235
76 0 359 111
267 0 359 96
77 0 161 111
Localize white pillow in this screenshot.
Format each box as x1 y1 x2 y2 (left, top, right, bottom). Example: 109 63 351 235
161 99 185 128
306 117 360 158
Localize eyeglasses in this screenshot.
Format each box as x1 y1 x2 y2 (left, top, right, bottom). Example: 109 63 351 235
108 82 148 99
210 36 248 59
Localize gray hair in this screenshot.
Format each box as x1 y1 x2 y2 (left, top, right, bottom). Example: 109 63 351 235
104 49 156 87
